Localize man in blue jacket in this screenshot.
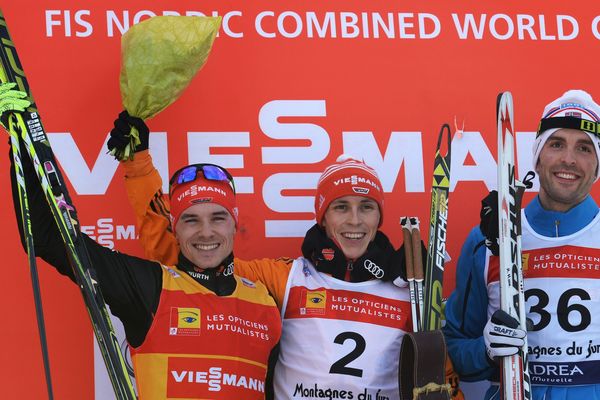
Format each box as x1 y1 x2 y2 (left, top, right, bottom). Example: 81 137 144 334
444 89 600 400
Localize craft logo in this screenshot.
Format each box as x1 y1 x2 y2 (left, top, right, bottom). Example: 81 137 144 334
170 307 201 336
352 187 370 194
322 248 335 261
191 197 213 204
300 289 326 315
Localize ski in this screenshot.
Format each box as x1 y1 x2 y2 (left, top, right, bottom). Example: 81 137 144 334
9 112 54 400
422 124 451 331
0 11 136 399
496 92 531 400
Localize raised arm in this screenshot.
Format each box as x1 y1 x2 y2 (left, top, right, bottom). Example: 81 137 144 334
122 150 179 264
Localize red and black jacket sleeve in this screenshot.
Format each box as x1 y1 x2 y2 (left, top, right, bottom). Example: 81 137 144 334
8 139 161 348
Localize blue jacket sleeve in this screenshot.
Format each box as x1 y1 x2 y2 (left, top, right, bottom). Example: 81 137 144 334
443 226 498 382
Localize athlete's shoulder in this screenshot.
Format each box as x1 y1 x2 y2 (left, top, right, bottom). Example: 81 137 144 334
275 256 295 265
234 257 294 269
460 225 487 256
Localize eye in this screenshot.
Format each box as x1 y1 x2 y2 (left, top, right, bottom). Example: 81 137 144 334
577 144 593 153
182 317 197 323
310 297 322 304
333 204 347 211
548 141 562 148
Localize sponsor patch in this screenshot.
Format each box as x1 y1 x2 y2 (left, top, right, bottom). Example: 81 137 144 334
300 289 326 315
322 248 335 261
240 277 256 288
352 186 370 194
167 358 266 398
164 266 181 278
191 197 213 204
169 307 201 336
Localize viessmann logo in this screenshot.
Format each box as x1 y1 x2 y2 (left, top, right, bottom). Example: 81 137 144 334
177 184 227 201
333 175 381 192
169 307 201 336
170 367 265 393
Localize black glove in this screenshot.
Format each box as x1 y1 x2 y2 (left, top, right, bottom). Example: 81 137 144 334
106 110 149 161
484 309 525 364
479 190 499 256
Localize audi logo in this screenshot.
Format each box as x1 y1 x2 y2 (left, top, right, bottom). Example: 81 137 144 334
364 259 384 279
223 262 234 276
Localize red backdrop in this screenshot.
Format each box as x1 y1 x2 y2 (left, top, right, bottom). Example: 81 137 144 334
1 1 600 398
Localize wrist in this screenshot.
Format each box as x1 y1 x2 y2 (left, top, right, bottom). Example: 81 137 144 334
122 149 154 178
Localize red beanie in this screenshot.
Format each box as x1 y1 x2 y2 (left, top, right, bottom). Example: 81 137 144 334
315 155 384 226
170 177 238 229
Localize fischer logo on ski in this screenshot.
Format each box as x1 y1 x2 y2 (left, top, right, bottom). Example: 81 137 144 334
423 124 451 331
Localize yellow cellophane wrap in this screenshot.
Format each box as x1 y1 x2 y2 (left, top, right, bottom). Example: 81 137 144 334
120 15 221 120
113 16 221 160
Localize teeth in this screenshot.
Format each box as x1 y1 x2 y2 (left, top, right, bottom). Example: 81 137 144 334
194 243 219 251
342 233 365 240
556 172 577 179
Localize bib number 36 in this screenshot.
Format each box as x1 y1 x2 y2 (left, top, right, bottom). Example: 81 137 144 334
526 288 591 332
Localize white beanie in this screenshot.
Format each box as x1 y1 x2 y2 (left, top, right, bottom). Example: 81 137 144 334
532 89 600 181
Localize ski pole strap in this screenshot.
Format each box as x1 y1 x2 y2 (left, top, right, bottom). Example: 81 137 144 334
410 218 425 331
399 330 451 400
401 218 415 281
410 221 424 283
537 116 600 137
401 217 420 332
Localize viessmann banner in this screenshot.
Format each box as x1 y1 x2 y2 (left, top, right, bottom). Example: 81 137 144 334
1 1 599 398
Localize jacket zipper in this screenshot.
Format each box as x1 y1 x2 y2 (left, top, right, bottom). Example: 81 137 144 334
345 261 353 282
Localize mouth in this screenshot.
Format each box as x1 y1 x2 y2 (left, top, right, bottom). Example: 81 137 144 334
553 171 579 181
193 243 220 251
341 232 366 240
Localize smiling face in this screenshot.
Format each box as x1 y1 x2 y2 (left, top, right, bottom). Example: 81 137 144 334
175 202 236 269
321 195 381 260
536 128 598 212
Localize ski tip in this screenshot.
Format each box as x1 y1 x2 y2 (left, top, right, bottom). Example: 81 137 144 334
496 92 505 114
496 92 513 118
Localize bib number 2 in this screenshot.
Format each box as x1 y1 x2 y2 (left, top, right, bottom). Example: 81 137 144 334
329 332 366 377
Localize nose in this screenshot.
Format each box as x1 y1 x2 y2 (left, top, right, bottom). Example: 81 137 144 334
348 206 361 225
195 222 214 238
562 147 577 165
